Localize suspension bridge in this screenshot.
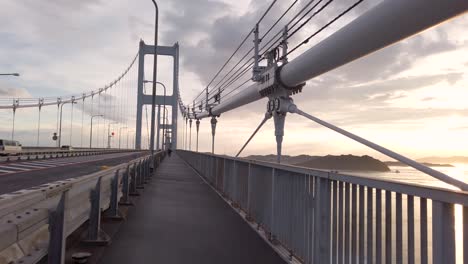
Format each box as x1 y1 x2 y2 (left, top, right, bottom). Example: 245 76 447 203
0 0 467 263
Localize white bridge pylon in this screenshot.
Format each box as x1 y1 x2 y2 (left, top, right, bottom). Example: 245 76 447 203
135 40 180 150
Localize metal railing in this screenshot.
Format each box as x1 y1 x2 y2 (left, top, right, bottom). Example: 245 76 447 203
0 151 165 264
178 150 468 264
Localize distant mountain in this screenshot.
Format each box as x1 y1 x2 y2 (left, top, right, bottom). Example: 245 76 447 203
385 161 454 167
246 154 390 172
245 154 318 165
417 156 468 164
296 155 390 172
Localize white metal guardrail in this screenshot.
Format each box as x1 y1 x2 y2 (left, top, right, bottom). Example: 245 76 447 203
178 150 468 264
0 151 165 264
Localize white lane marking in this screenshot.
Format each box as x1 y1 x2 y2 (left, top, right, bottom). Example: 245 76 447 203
0 169 13 173
29 161 75 166
9 163 49 169
18 162 56 167
0 165 30 171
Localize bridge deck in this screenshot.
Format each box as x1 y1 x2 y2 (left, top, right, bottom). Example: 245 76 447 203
99 153 284 264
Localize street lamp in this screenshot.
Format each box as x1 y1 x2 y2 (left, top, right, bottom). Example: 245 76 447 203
144 80 166 150
149 0 159 156
90 114 103 148
107 122 118 148
0 73 20 77
58 101 77 147
119 127 127 149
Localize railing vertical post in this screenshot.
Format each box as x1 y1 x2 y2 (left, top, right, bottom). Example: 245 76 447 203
463 206 468 264
385 191 392 264
407 195 415 264
106 169 123 219
432 201 455 264
345 182 350 263
464 206 468 264
136 161 144 189
420 198 428 264
233 161 238 206
351 184 357 264
120 165 132 205
84 177 110 245
129 164 139 196
148 158 152 177
270 168 276 242
396 193 403 263
88 177 101 240
247 163 251 215
338 181 344 264
331 180 337 264
313 177 331 263
358 186 364 264
143 159 149 183
366 187 373 264
48 191 68 264
376 189 382 263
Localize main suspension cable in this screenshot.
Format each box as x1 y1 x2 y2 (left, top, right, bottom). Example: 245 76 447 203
281 0 365 59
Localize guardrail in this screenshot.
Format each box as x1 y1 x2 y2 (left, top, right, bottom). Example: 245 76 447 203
0 149 140 163
0 151 165 264
177 150 468 264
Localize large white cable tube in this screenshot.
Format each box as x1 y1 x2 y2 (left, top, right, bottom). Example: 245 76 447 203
196 83 262 118
280 0 468 87
197 0 467 118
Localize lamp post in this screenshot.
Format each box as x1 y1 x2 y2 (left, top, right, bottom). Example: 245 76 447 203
89 114 103 148
144 80 166 150
107 122 118 148
58 101 77 147
119 127 127 149
0 73 20 77
149 0 159 156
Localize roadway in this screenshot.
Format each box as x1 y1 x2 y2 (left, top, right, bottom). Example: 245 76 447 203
0 151 147 195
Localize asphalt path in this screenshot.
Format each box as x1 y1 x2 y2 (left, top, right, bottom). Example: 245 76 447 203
0 151 147 195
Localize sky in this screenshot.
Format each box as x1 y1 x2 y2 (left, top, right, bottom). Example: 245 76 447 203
0 0 467 160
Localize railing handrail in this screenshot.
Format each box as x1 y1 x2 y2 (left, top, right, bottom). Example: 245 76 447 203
179 150 468 206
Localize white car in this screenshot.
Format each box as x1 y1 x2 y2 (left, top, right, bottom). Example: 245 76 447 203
0 139 22 155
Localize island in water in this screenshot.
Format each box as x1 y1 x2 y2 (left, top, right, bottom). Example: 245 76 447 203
246 154 391 172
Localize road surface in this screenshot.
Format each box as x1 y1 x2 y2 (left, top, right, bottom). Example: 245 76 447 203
0 151 147 195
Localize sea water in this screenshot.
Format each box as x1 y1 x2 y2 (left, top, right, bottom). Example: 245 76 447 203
338 164 467 264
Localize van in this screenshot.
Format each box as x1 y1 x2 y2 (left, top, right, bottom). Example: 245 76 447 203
0 139 22 155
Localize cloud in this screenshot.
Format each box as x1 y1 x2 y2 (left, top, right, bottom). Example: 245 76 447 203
421 97 435 102
0 85 32 98
295 72 463 107
328 107 468 126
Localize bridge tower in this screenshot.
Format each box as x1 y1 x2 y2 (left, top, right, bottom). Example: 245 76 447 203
135 40 179 150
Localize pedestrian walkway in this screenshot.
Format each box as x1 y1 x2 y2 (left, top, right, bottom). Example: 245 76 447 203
99 153 285 264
